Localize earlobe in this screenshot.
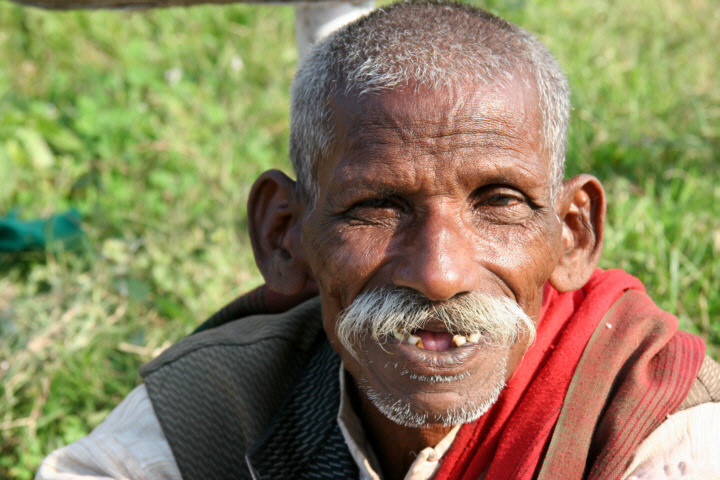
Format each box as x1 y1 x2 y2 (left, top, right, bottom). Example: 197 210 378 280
549 174 606 292
248 169 314 296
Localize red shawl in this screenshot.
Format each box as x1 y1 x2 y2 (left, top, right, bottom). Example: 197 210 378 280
434 269 705 480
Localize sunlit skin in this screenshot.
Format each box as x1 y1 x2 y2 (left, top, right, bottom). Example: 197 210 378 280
249 70 604 480
299 74 562 479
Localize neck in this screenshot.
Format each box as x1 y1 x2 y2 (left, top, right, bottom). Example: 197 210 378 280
350 381 454 480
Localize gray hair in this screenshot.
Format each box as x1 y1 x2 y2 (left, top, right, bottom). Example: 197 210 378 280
290 0 570 203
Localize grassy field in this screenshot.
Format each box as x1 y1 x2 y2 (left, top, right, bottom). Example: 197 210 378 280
1 0 718 477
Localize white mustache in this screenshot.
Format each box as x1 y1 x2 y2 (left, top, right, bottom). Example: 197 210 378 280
336 287 536 359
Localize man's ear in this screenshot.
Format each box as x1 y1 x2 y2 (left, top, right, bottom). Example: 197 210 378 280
549 174 606 292
248 169 313 296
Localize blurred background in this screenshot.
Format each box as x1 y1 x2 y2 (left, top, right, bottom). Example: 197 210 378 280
1 0 718 477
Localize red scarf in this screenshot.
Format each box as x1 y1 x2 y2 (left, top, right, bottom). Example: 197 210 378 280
434 269 705 480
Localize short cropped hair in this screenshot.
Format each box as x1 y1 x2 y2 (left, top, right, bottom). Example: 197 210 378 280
290 0 570 202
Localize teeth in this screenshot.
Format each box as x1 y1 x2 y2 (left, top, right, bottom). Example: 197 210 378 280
407 334 422 348
391 331 481 348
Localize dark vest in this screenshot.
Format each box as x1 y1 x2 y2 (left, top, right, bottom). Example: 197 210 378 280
140 298 358 479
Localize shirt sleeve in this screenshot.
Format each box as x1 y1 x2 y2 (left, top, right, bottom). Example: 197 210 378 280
622 402 720 479
35 384 182 480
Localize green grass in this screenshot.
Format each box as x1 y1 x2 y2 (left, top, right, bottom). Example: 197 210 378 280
1 0 718 477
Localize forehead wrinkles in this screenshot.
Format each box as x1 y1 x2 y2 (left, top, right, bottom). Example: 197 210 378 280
329 150 546 200
332 80 542 161
346 114 536 159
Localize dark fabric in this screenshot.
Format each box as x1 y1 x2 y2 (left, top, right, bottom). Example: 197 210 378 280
679 355 720 410
193 284 317 334
246 339 358 480
142 298 352 479
435 270 705 480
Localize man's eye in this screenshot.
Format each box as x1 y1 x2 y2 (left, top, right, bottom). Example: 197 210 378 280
342 197 403 224
483 194 523 207
473 188 526 208
471 187 536 223
352 198 397 210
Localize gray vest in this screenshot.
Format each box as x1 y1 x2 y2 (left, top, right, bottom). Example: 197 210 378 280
140 298 359 479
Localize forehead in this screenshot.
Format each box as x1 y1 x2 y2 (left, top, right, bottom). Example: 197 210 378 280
321 73 550 191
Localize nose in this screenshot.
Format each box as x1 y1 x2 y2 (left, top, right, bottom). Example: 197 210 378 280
393 210 481 301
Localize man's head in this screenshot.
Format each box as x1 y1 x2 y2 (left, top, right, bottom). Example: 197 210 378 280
248 0 605 429
290 0 570 204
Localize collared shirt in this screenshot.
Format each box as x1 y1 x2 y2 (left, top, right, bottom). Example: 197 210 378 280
36 376 720 480
336 366 462 480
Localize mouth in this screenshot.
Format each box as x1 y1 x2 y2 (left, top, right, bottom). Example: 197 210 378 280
366 327 505 383
392 328 483 352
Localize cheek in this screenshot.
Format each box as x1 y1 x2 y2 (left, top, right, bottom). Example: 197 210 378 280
477 221 561 312
305 224 394 305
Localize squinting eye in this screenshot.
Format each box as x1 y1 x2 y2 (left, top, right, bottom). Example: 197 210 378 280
484 194 522 207
353 198 396 209
471 187 536 224
341 196 405 225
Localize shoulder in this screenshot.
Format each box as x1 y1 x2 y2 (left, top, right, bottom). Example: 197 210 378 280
36 298 326 480
678 354 720 410
622 401 720 479
35 385 181 480
621 355 720 479
138 297 326 474
141 296 323 378
139 296 324 427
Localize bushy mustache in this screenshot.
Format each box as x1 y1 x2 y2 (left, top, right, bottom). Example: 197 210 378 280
336 287 536 359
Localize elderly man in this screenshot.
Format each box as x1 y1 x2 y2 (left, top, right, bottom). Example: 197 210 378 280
37 2 720 479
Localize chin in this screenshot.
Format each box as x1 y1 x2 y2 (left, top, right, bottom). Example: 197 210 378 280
358 361 507 428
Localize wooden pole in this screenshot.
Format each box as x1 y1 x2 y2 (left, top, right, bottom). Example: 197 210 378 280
8 0 366 9
9 0 375 58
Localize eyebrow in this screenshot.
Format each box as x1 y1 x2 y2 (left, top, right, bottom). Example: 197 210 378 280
330 157 548 196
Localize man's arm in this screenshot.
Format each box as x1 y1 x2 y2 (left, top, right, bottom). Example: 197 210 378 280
622 402 720 479
35 385 181 480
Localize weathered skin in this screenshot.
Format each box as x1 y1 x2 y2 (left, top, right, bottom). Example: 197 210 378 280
248 71 605 480
307 78 561 478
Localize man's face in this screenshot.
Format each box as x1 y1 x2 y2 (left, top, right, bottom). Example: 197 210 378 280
300 74 565 426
